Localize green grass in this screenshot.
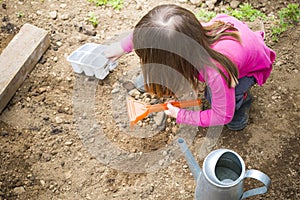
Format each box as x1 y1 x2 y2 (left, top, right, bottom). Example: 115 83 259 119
271 3 299 41
87 0 124 10
196 3 266 22
195 3 299 42
226 3 267 22
196 9 217 22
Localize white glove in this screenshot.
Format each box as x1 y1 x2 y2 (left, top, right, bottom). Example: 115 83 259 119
164 103 180 119
103 42 125 61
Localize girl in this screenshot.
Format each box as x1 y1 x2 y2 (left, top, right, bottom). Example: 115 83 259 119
104 4 276 131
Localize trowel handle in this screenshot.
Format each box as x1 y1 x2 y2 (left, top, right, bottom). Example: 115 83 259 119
241 169 271 199
148 99 201 113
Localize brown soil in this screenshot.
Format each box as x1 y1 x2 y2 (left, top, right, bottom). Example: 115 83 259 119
0 0 299 199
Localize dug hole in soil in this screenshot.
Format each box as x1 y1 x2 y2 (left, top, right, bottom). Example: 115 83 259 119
0 0 299 199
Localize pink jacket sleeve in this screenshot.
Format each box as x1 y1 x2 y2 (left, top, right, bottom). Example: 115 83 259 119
176 14 276 127
120 32 134 53
176 67 236 127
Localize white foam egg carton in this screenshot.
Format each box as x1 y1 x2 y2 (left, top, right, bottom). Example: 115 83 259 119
67 43 118 80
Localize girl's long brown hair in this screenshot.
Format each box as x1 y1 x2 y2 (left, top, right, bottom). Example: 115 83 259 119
133 4 240 97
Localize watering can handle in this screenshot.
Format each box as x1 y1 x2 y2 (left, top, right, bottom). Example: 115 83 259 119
241 169 271 199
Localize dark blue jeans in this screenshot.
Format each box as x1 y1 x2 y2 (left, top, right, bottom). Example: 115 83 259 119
205 76 256 130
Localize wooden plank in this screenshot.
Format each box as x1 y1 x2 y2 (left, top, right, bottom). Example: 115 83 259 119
0 23 50 113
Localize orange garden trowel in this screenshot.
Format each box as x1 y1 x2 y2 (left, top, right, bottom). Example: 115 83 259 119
127 97 201 127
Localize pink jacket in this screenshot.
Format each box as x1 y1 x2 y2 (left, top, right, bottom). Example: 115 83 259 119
121 14 276 127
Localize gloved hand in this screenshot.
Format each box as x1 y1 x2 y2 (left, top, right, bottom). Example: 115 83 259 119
103 42 125 61
164 103 180 119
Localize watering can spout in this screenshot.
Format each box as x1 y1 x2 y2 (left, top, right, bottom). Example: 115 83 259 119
177 138 202 181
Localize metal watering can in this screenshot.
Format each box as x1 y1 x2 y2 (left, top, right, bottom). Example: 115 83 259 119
177 138 271 200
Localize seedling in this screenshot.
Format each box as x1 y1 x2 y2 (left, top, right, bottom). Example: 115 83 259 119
195 3 266 23
107 0 123 10
16 11 24 18
271 3 299 41
87 0 107 6
87 11 98 27
227 3 266 22
278 3 300 24
87 0 123 10
196 9 216 22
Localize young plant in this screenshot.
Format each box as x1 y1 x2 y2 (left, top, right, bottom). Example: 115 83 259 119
87 0 123 10
87 11 98 27
87 0 107 6
108 0 123 10
16 11 24 18
271 3 299 41
196 9 216 22
227 3 266 22
278 3 299 25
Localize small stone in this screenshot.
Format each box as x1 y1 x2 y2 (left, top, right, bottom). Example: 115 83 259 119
61 14 69 20
43 153 52 162
13 186 25 194
36 10 43 15
136 3 142 10
137 121 143 127
144 97 151 103
158 159 164 166
60 3 67 8
190 0 201 5
86 194 92 200
171 126 178 133
111 88 120 94
40 180 45 186
55 116 63 124
128 89 141 97
65 141 73 146
38 87 47 93
66 76 72 82
206 1 215 10
65 171 72 179
49 11 57 19
230 0 240 9
56 41 62 47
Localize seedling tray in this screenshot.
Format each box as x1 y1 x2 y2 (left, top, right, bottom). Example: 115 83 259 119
67 43 117 80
